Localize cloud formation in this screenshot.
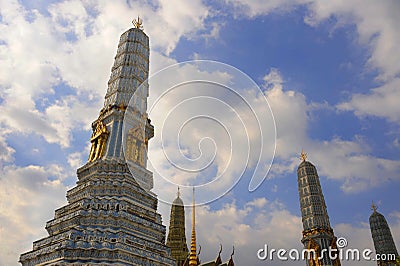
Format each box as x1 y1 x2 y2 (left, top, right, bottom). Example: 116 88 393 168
0 164 68 265
225 0 400 123
263 68 400 193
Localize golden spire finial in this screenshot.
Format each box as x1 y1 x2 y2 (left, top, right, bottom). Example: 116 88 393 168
177 186 180 198
189 187 197 266
372 201 377 213
300 149 307 162
132 16 143 29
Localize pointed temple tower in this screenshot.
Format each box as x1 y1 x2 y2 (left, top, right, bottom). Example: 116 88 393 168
297 151 340 266
180 188 234 266
189 188 199 266
369 203 399 266
166 188 189 265
19 18 175 265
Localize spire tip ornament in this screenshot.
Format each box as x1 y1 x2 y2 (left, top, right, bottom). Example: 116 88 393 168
300 149 307 162
132 16 143 29
372 201 377 213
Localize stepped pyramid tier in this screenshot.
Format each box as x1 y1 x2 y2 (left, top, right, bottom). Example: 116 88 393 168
369 203 399 266
297 151 340 266
19 19 175 266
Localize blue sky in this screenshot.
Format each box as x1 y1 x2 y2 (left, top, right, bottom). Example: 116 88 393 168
0 0 399 265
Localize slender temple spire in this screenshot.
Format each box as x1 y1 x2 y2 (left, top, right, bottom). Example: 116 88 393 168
369 203 399 265
189 187 198 266
297 151 341 266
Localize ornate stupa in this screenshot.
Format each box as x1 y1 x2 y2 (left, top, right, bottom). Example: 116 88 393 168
19 18 175 265
369 203 399 266
167 188 189 265
297 150 341 266
176 189 234 266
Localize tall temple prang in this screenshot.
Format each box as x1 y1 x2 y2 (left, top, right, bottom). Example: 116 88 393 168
297 151 341 266
19 19 175 265
166 188 189 265
178 188 234 266
369 203 399 266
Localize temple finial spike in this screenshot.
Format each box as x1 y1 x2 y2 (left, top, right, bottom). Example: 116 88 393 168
300 149 307 162
372 201 377 213
177 186 180 198
132 16 143 29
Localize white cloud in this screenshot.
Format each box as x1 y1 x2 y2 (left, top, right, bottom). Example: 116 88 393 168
263 68 284 86
337 78 400 122
394 138 400 148
305 1 400 81
0 164 68 266
226 0 400 123
193 198 304 265
263 69 400 193
246 197 267 208
154 0 209 54
143 61 275 203
148 64 399 203
0 93 100 147
305 1 400 123
0 0 214 148
0 131 15 166
264 72 308 160
67 145 90 170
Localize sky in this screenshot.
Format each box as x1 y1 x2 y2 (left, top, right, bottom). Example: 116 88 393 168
0 0 399 265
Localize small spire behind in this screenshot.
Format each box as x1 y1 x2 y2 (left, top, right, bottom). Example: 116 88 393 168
177 186 181 198
132 15 143 29
372 201 378 213
189 187 197 266
300 149 307 162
